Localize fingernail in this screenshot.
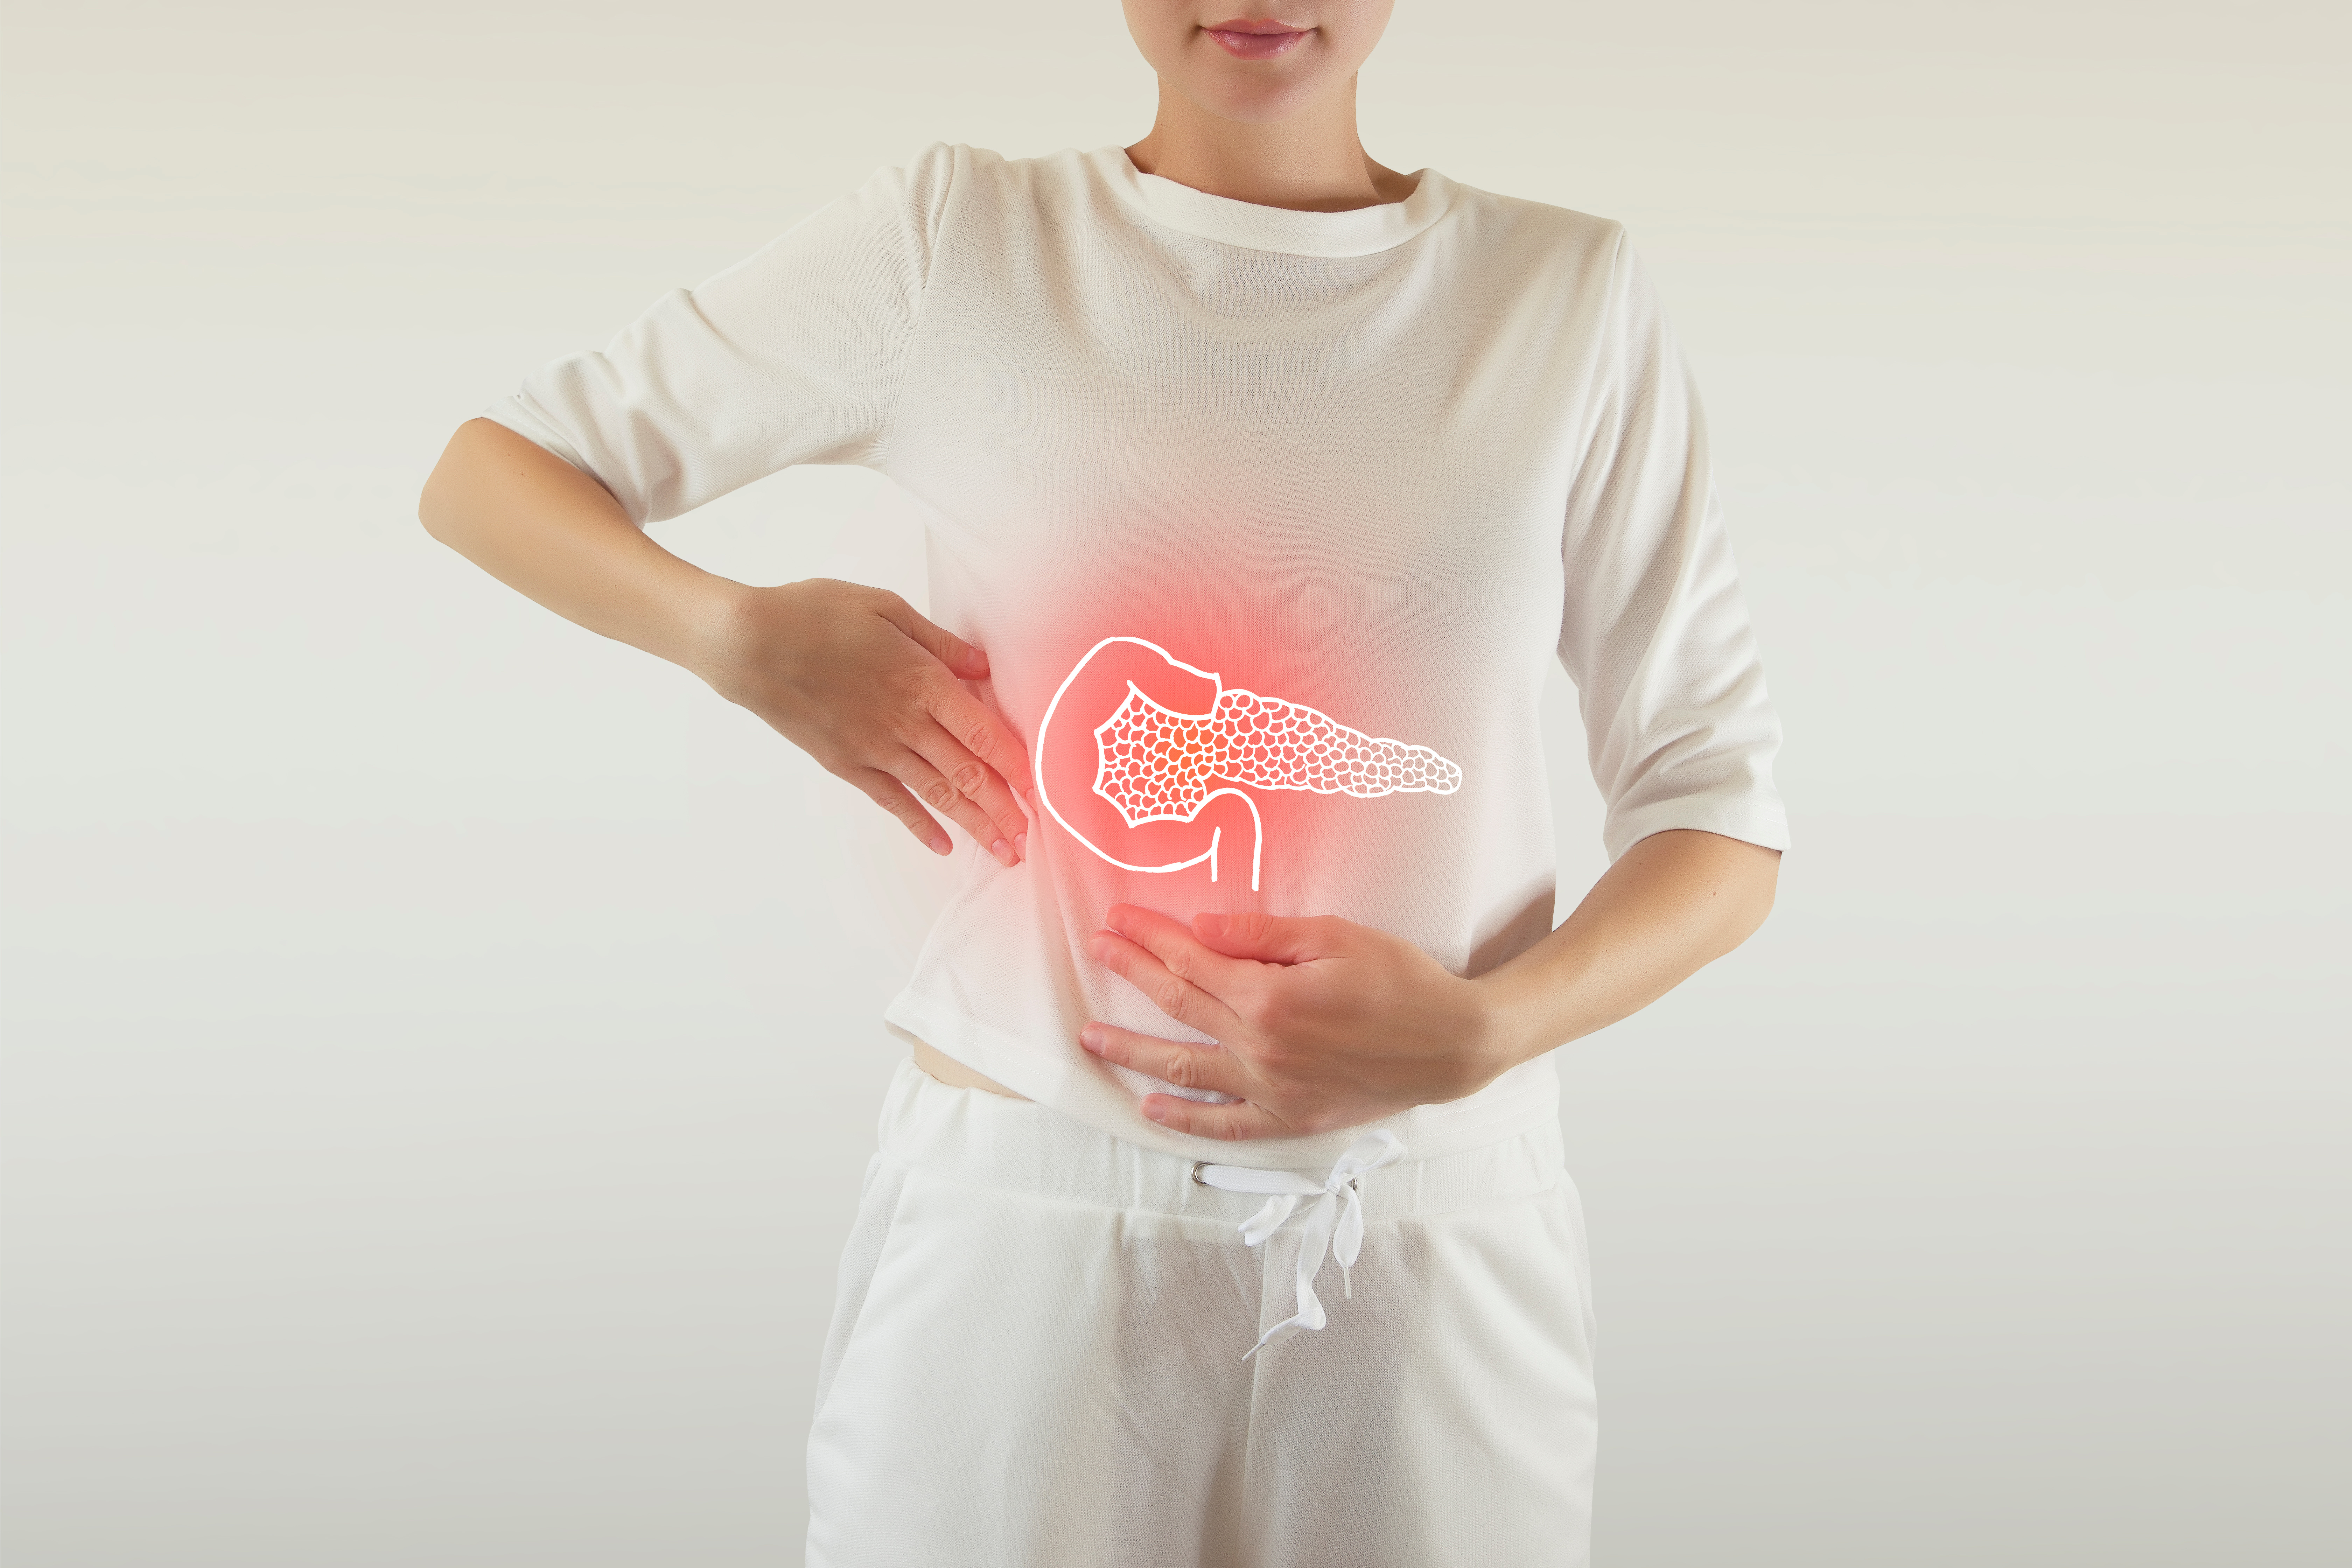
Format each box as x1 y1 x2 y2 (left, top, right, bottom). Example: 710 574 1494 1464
1014 832 1028 860
991 838 1013 867
930 834 951 855
1142 1102 1167 1123
1196 912 1224 938
1079 1025 1103 1050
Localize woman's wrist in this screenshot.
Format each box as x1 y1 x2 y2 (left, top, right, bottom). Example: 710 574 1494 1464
667 573 761 690
1465 953 1584 1087
1464 970 1534 1090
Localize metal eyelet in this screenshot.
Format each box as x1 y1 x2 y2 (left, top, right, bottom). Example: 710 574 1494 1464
1190 1160 1210 1186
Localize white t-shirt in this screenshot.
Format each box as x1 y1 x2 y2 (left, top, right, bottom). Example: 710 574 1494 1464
483 141 1791 1168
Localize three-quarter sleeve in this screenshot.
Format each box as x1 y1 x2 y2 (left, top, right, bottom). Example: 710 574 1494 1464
479 141 958 525
1557 229 1792 862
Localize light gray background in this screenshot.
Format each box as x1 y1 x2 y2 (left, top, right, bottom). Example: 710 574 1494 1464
6 2 2346 1563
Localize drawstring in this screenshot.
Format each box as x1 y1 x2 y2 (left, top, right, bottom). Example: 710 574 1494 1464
1193 1129 1408 1360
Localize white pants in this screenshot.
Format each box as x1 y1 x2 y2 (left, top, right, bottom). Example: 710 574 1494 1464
806 1059 1599 1567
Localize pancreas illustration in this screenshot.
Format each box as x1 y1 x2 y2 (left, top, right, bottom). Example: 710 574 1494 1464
1035 636 1462 890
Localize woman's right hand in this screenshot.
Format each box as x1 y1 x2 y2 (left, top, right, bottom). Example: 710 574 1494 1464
694 579 1031 867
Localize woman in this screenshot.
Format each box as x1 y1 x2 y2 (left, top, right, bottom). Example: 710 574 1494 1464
419 3 1787 1562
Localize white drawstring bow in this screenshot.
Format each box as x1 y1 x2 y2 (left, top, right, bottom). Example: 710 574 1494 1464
1194 1129 1408 1360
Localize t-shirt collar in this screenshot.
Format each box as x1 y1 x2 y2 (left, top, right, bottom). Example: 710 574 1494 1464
1084 145 1456 258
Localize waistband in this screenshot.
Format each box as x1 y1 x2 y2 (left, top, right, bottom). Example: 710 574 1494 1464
876 1056 1566 1227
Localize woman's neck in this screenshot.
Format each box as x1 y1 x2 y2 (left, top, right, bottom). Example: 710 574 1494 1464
1125 75 1417 212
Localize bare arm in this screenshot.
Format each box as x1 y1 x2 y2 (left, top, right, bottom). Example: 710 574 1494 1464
1078 827 1779 1140
1474 827 1780 1067
418 418 1031 866
419 418 739 670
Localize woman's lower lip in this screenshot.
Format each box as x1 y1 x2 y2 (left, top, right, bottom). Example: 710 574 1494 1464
1206 27 1309 61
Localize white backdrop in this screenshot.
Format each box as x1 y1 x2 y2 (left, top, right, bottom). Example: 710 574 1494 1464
6 2 2346 1563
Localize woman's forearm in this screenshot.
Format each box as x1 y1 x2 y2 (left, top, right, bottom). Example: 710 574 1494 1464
418 417 742 677
418 417 1040 862
1474 828 1781 1073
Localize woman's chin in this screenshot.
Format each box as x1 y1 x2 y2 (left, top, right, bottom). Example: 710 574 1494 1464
1186 79 1326 127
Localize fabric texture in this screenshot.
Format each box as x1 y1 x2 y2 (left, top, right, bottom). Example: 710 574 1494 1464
805 1060 1598 1568
482 141 1790 1167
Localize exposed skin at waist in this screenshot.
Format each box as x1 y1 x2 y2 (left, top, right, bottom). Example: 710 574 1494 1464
910 1036 1027 1100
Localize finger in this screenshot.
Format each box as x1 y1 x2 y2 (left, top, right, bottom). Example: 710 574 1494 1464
1078 1022 1252 1098
1192 909 1328 965
1088 929 1244 1040
874 595 991 682
924 681 1036 816
1138 1092 1290 1142
1105 904 1253 1000
847 766 952 856
903 722 1028 854
905 705 1030 852
892 747 1020 868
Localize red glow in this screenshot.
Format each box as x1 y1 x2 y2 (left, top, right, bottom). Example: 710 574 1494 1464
1034 629 1459 899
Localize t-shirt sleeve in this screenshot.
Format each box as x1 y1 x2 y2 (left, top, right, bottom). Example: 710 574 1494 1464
476 141 958 525
1556 227 1792 862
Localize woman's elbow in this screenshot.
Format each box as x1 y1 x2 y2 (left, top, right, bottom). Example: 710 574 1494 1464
417 480 454 544
417 422 488 545
1729 845 1781 947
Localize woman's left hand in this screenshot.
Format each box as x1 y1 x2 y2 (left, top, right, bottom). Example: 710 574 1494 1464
1082 905 1514 1141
